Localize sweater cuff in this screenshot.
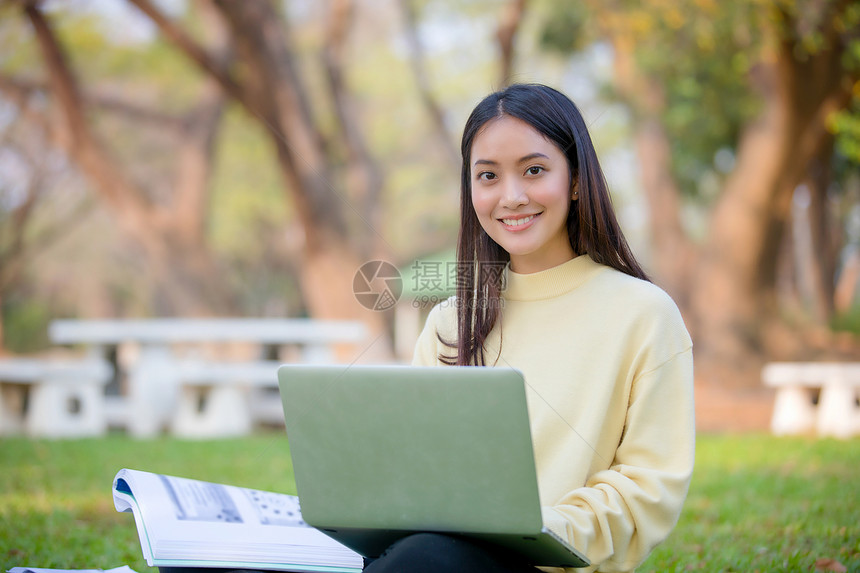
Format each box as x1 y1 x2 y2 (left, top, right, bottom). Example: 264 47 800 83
541 505 569 539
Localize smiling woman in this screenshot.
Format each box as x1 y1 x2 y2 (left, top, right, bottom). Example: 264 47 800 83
380 84 696 573
451 83 651 369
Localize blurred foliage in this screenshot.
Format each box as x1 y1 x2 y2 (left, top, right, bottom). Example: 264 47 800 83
1 294 50 353
831 96 860 165
209 106 290 259
540 0 860 199
832 303 860 334
1 0 857 347
0 0 487 337
829 1 860 175
0 5 40 72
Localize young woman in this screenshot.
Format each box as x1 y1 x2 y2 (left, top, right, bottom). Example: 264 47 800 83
366 84 694 572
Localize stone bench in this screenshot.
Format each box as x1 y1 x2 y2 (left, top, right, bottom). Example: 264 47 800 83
49 318 369 437
0 358 113 437
762 362 860 438
170 359 284 438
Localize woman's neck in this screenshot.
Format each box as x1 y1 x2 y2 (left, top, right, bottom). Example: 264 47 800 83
508 246 576 274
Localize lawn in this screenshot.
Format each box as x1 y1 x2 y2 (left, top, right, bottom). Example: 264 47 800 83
1 433 858 572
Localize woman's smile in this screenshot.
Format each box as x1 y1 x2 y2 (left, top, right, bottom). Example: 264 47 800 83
499 213 540 230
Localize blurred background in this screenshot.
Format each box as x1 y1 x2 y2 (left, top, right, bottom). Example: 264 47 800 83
1 0 858 432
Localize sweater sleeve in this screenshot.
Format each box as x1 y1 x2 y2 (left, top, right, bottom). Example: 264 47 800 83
542 349 695 572
411 299 456 367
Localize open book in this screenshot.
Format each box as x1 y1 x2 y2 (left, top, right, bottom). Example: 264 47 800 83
112 468 364 573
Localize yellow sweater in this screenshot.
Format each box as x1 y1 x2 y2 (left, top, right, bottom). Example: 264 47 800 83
412 255 694 572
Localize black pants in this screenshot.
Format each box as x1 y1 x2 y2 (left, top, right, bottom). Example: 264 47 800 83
362 533 542 573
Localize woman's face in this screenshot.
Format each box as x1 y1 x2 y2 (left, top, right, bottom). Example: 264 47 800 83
469 115 576 274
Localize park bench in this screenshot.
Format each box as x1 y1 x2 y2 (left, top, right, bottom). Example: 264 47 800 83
169 359 285 438
0 357 113 437
49 318 369 438
762 362 860 438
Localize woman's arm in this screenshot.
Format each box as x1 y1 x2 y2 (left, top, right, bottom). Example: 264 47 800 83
543 349 695 572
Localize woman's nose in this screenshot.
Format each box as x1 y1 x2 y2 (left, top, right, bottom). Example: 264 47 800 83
501 179 528 208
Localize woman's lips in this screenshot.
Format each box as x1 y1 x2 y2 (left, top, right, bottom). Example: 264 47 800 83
499 213 539 230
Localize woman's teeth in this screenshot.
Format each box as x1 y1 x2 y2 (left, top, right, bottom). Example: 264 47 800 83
502 215 535 226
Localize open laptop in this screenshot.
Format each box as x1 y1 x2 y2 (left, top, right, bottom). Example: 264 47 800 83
277 364 589 569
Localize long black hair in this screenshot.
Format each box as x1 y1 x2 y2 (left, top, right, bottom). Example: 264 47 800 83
442 83 649 366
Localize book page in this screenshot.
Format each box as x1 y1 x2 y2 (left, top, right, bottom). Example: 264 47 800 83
113 468 362 571
157 474 303 526
159 474 243 523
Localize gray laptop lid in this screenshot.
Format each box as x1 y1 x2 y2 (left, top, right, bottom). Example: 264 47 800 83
278 364 589 568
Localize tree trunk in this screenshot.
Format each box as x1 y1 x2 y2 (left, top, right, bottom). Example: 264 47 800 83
594 2 857 377
610 37 695 308
785 145 838 326
691 88 789 361
496 0 527 88
23 3 238 316
322 0 386 257
398 0 459 167
131 0 392 355
835 251 860 314
803 141 838 324
690 6 855 368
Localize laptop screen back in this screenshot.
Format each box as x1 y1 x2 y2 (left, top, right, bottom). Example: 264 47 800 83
278 364 544 536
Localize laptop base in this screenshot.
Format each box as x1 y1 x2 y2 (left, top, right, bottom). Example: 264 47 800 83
315 526 588 568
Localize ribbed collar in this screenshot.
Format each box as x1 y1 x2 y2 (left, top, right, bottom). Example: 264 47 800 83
503 255 605 301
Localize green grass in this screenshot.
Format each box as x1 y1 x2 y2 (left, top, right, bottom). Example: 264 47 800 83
641 436 860 572
2 434 858 572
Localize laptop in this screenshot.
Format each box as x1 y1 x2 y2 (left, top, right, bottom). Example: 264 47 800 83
277 364 589 569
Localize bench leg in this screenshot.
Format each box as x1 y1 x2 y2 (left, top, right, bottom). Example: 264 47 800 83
127 345 180 438
816 381 859 439
770 385 816 436
171 385 252 438
25 380 107 438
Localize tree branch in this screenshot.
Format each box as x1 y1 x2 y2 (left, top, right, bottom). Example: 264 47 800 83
322 0 385 255
170 2 229 245
0 74 55 138
398 0 459 165
496 0 527 87
0 74 188 130
211 0 347 245
0 148 95 294
24 3 155 220
126 0 250 110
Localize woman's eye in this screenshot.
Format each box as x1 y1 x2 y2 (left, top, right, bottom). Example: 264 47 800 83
526 166 544 176
478 172 497 181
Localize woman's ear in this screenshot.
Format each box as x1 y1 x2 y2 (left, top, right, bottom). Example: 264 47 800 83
571 183 579 201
